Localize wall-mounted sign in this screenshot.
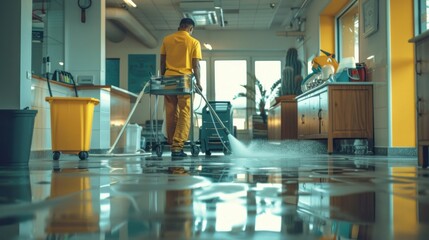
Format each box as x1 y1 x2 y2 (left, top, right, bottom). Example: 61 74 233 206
32 30 43 43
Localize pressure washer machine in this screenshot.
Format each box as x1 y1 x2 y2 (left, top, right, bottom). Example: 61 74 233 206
200 101 234 156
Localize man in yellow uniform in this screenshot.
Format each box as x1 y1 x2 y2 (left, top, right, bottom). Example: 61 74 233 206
160 18 202 157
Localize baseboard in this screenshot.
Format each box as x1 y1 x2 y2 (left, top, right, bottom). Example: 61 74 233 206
30 150 52 159
374 147 417 157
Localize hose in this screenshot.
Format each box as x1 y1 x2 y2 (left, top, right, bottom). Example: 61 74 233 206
194 86 232 153
107 80 150 154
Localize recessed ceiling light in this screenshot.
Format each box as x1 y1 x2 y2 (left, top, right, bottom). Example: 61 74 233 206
123 0 137 8
203 43 213 50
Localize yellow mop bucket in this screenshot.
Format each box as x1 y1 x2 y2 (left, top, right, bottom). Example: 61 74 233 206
45 97 99 160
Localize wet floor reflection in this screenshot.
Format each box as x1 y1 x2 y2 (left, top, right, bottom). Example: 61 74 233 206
0 167 33 227
0 155 428 239
46 165 99 236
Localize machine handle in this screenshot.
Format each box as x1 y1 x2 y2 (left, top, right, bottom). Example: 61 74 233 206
416 59 422 76
418 97 423 116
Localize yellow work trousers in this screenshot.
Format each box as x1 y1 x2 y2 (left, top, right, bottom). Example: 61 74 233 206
164 94 191 152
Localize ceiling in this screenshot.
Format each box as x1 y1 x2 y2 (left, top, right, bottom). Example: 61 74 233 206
105 0 310 31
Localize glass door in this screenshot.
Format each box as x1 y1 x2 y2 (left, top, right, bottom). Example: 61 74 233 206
214 60 247 129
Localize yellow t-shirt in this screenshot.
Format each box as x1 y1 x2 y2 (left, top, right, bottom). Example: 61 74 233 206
160 31 202 76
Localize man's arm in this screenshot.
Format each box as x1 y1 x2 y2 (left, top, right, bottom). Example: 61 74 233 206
160 54 167 76
192 58 202 91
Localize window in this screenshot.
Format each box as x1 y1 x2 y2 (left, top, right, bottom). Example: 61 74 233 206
418 0 429 33
254 60 282 111
337 1 359 61
214 60 247 129
106 58 120 87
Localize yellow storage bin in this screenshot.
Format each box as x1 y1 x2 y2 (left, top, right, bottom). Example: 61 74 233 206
45 97 100 160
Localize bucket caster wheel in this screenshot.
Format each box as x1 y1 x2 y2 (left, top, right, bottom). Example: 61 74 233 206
155 144 163 157
191 145 200 157
78 151 89 160
205 150 211 156
53 151 61 160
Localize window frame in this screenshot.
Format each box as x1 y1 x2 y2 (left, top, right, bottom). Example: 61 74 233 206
335 0 360 62
252 58 283 111
414 0 429 35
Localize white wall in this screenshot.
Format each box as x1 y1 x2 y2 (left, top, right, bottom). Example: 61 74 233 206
359 0 389 149
0 0 33 109
65 0 106 85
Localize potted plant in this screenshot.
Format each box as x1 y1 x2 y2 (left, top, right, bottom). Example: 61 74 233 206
234 72 281 124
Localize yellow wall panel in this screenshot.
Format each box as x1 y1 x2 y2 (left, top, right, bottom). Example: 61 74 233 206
390 0 416 147
320 16 335 54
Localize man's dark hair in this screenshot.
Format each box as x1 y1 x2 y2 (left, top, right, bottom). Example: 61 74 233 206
179 18 195 28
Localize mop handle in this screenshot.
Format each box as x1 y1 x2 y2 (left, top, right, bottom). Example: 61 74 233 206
194 86 231 135
107 81 149 154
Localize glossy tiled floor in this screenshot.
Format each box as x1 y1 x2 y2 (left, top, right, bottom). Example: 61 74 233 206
1 140 428 240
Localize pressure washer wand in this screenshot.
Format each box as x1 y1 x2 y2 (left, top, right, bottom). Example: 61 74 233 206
194 86 232 136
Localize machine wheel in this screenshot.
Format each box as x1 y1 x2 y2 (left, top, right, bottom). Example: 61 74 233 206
155 144 163 157
53 151 61 160
191 145 200 157
205 150 211 156
78 151 89 160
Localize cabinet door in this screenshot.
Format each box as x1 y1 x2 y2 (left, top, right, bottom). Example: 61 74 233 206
416 39 429 141
308 95 320 135
330 86 371 135
268 105 280 140
297 97 309 137
319 91 329 134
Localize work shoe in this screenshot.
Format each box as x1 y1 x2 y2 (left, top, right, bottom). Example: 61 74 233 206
171 150 187 158
168 167 189 175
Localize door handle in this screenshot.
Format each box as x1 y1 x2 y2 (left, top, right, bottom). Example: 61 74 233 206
418 97 423 116
416 59 422 76
301 114 305 124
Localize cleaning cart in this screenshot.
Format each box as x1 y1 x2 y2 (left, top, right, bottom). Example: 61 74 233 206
200 101 233 156
45 76 99 160
148 75 200 157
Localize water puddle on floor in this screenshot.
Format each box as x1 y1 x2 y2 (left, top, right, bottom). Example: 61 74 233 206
0 152 428 239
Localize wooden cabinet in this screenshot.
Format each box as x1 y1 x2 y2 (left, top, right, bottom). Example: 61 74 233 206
296 83 373 153
410 31 429 167
268 96 298 140
298 92 324 138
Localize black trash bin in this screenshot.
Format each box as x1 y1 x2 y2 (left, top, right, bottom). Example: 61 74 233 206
0 109 38 166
